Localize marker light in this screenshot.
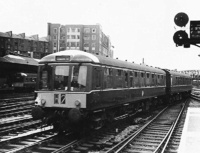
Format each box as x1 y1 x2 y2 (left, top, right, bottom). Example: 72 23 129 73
41 99 46 105
75 100 81 106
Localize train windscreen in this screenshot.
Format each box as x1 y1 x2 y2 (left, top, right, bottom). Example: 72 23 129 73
38 64 87 91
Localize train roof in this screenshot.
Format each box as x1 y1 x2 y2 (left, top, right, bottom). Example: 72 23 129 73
166 69 192 78
40 50 165 74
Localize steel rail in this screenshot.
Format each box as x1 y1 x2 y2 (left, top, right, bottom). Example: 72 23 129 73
159 99 188 153
104 106 168 153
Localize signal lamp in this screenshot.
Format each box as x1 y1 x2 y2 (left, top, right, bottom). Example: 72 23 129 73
173 30 188 46
174 12 189 27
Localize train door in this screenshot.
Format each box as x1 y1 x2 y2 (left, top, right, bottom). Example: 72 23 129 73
93 66 103 90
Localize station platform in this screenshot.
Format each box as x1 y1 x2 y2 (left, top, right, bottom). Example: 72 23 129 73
178 106 200 153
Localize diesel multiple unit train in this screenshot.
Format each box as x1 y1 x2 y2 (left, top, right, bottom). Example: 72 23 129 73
32 50 192 131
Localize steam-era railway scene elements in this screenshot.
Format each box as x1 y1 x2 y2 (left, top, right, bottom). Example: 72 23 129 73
1 1 200 153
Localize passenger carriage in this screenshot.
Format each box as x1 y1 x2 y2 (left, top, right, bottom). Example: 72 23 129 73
32 50 191 130
163 70 192 101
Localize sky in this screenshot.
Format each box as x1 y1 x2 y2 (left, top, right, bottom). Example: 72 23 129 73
1 0 200 71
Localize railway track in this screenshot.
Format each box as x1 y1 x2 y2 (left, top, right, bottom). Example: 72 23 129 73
60 99 187 153
0 115 42 136
0 126 55 153
0 125 82 153
0 105 154 153
0 96 34 104
160 100 189 153
0 93 34 100
0 97 35 118
37 108 162 153
0 97 193 153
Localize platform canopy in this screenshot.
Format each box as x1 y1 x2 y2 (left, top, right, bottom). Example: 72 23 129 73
0 55 39 73
1 55 39 66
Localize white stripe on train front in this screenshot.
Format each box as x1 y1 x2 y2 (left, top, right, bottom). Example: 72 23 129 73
37 93 86 108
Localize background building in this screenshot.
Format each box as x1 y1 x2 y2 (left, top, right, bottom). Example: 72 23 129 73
0 31 49 59
47 23 113 58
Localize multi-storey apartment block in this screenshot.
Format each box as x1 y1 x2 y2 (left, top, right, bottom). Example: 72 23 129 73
47 23 113 58
0 31 49 59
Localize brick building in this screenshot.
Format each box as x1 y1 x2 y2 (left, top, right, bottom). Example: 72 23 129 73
0 31 49 59
47 23 113 58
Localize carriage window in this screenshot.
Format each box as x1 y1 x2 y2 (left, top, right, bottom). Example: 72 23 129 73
71 66 87 91
116 69 123 88
117 70 122 76
94 67 101 89
104 68 113 89
124 71 128 87
135 72 137 77
147 73 150 78
130 71 134 87
39 65 53 90
54 66 69 90
141 72 144 78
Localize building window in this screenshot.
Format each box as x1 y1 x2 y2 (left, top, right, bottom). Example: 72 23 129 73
54 43 57 47
84 35 90 40
61 36 65 39
84 47 89 51
84 28 90 33
60 28 64 33
92 35 96 40
71 42 76 47
71 35 76 39
84 43 89 47
77 35 80 39
67 42 71 47
92 43 95 47
77 42 80 47
53 35 57 40
67 28 70 32
92 28 96 33
77 28 80 32
54 28 57 34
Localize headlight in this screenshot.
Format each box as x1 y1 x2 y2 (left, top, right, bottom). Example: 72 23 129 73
75 100 81 107
35 97 41 105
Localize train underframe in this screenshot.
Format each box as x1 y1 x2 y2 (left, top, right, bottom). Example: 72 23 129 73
32 91 190 133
